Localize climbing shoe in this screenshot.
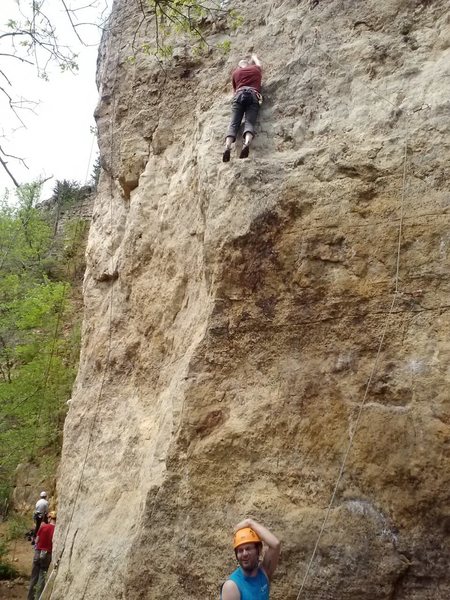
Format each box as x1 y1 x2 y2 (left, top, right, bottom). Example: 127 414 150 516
222 148 231 162
239 144 250 159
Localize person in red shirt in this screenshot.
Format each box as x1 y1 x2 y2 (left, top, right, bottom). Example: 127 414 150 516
223 53 263 162
27 511 56 600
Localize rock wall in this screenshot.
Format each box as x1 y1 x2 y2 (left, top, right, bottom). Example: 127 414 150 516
52 1 450 598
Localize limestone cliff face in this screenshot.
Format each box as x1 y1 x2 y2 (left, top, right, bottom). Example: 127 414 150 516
53 1 450 598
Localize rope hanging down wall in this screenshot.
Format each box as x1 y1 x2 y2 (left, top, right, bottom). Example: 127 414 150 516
295 141 409 600
38 19 123 599
35 2 443 599
293 1 433 596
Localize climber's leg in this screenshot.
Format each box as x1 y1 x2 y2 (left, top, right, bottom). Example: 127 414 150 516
240 100 260 159
223 97 245 162
239 133 253 159
223 137 234 162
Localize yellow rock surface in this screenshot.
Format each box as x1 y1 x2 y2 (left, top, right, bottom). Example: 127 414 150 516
53 1 450 598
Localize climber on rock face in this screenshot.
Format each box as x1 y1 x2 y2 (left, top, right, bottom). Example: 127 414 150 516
221 518 281 600
223 53 263 163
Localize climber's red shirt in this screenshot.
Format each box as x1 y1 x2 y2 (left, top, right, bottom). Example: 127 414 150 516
232 65 262 93
36 522 55 552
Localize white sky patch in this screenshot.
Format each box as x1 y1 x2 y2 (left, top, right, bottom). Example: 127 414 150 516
0 0 112 198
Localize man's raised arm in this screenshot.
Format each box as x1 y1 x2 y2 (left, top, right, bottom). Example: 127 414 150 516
251 53 262 67
234 518 281 579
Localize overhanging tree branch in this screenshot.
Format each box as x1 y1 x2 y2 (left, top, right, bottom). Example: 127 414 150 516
60 0 86 45
0 52 34 66
0 0 106 186
131 0 235 58
0 155 20 188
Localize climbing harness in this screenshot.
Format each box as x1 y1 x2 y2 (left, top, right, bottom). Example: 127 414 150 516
234 86 263 105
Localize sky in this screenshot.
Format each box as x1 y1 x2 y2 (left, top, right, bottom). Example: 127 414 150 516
0 0 112 199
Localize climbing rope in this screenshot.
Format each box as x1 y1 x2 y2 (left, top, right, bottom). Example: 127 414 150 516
30 4 433 600
295 141 408 600
295 148 409 600
84 130 97 187
293 5 417 595
38 14 123 600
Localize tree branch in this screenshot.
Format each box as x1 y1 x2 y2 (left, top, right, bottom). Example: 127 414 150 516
0 69 11 85
59 0 86 45
0 52 34 65
0 144 29 169
0 155 20 188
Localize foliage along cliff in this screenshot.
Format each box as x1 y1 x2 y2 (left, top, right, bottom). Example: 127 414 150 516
53 0 450 598
0 182 91 516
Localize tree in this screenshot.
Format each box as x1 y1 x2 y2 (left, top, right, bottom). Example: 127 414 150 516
0 182 80 506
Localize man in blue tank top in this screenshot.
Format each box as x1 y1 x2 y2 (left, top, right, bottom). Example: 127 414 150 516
221 518 281 600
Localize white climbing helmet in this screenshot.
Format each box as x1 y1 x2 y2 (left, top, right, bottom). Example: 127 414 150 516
40 491 47 498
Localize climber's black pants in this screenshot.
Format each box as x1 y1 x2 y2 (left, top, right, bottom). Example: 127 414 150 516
33 513 47 539
226 88 260 141
27 550 52 600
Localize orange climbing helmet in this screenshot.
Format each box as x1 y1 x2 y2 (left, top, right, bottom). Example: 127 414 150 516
233 527 261 549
